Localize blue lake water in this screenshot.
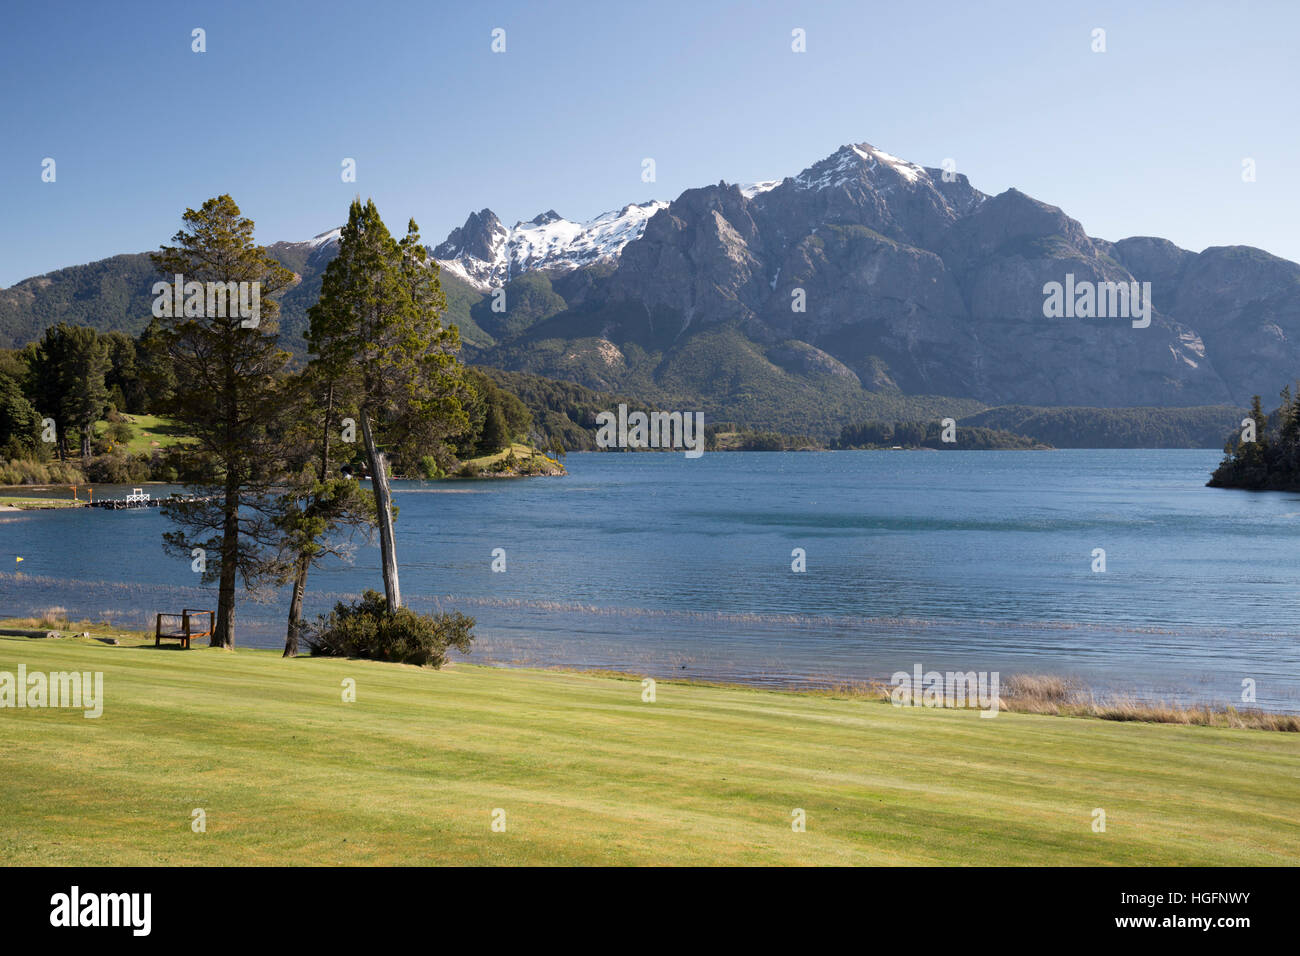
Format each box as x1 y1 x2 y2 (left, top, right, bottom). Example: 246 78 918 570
3 449 1299 709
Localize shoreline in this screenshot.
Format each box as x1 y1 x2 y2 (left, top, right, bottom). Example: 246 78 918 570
5 617 1296 731
4 567 1296 715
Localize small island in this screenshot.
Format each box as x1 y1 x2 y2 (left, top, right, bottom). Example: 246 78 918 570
1208 389 1300 490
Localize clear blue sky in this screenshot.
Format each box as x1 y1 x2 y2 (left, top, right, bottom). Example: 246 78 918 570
2 0 1298 287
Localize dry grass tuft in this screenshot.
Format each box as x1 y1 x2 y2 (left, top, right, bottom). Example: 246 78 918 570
1000 676 1299 731
38 606 68 627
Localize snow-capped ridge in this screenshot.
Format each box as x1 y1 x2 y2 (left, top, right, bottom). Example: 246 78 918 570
306 227 342 247
795 142 933 191
288 140 954 291
435 199 668 291
740 180 781 199
849 143 927 183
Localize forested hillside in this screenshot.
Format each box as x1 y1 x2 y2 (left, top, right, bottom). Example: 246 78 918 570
961 405 1247 449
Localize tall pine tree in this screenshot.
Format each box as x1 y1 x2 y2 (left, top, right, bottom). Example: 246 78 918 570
150 195 295 648
306 199 468 609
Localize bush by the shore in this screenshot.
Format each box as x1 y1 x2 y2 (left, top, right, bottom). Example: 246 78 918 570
0 458 85 485
306 590 475 667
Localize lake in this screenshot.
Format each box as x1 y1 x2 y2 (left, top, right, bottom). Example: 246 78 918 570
3 449 1299 710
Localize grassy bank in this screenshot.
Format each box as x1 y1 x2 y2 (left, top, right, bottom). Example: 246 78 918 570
2 626 1298 866
0 495 86 510
456 441 564 477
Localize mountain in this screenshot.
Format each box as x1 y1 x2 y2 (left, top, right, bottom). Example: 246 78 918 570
432 202 668 291
0 228 489 356
4 141 1299 439
0 253 161 349
264 228 494 352
469 142 1300 431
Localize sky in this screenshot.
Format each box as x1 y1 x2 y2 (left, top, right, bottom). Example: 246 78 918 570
1 0 1298 287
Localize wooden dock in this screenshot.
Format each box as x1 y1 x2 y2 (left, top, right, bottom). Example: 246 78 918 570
88 488 157 510
86 488 213 510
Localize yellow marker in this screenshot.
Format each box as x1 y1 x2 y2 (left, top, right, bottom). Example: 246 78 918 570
15 557 22 563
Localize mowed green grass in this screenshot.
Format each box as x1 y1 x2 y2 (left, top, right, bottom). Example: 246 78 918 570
1 634 1297 866
94 413 191 456
0 496 84 509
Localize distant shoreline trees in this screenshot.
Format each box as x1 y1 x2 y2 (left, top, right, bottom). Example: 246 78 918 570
834 420 1046 450
30 323 110 459
1208 388 1300 491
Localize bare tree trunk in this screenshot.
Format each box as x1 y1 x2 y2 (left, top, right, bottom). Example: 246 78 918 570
214 483 238 648
284 384 335 656
81 425 91 459
360 413 400 609
284 551 309 656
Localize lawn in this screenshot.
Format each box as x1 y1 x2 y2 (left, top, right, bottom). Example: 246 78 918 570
0 496 84 510
461 441 549 467
1 629 1297 866
459 442 563 476
94 413 191 456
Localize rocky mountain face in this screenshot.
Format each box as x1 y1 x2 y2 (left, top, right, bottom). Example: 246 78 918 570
4 141 1297 433
474 143 1297 412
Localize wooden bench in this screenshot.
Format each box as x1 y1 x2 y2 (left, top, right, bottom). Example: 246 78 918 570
155 609 214 649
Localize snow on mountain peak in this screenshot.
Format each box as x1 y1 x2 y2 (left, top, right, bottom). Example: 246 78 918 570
290 141 942 291
740 180 781 199
849 143 927 183
436 199 668 291
795 142 931 191
306 227 342 247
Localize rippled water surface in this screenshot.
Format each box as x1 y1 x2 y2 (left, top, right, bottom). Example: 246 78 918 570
3 450 1298 709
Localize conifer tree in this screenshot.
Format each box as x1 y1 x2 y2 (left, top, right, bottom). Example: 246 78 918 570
307 199 468 609
150 195 295 648
31 323 110 458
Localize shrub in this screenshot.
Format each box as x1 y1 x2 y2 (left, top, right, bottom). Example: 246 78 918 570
489 450 519 474
306 590 474 667
105 420 134 444
2 436 51 463
129 453 152 481
81 451 151 483
85 453 126 483
46 461 85 483
147 451 177 482
0 458 85 485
